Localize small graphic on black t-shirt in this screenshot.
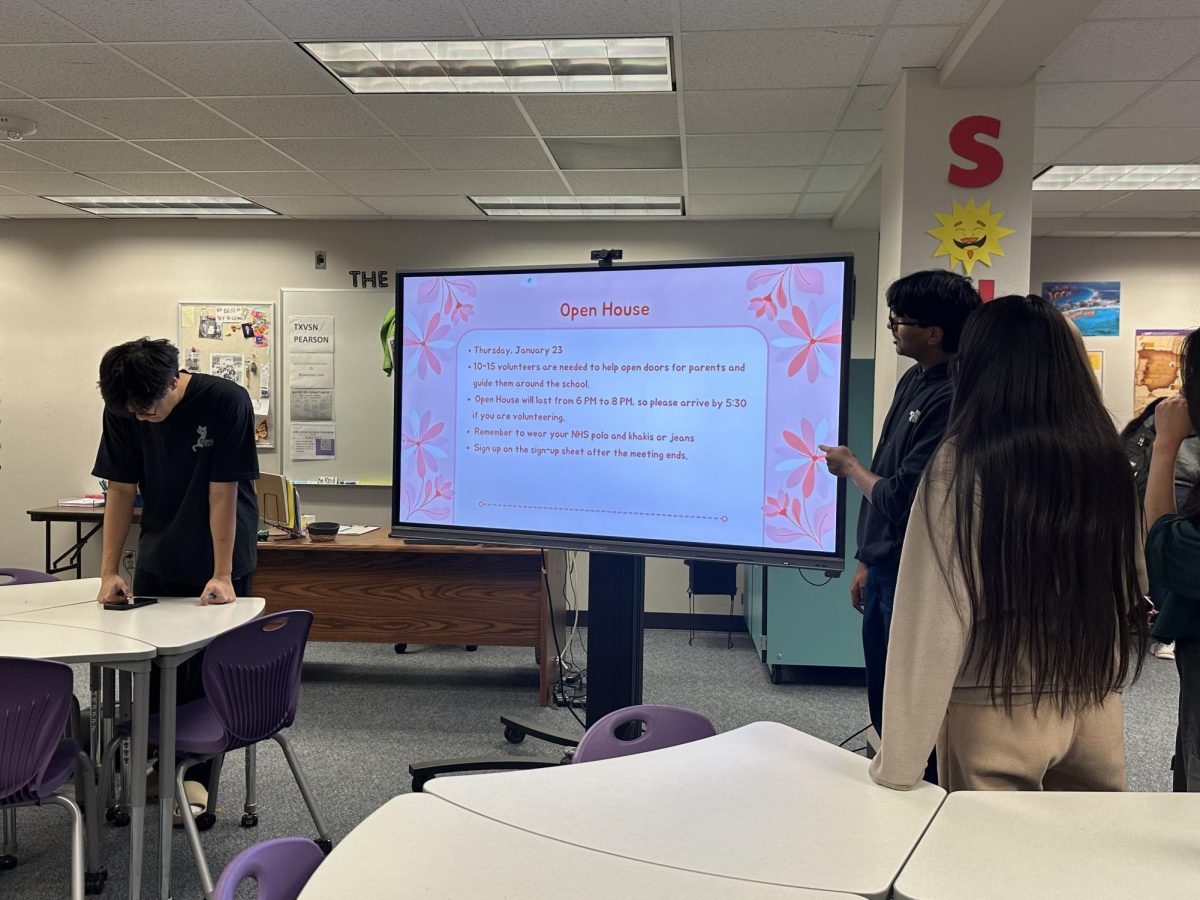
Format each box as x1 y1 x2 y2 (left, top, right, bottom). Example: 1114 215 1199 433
192 425 214 453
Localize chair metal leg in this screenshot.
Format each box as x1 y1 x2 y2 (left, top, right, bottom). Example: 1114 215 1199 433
241 745 258 828
48 795 85 900
175 758 216 898
75 752 106 893
0 807 16 869
271 734 332 853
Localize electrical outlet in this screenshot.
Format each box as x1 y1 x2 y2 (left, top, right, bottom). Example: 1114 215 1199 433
121 550 135 573
315 250 327 270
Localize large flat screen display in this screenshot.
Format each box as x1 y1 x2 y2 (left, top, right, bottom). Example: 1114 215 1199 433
392 255 853 569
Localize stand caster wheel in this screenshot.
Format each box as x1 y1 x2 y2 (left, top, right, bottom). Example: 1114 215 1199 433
105 807 131 827
194 812 217 832
316 838 333 856
464 645 478 652
393 643 407 654
769 664 783 685
503 725 526 744
84 868 107 895
0 854 17 871
240 813 258 828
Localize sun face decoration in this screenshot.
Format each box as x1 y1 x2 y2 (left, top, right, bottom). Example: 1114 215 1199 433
928 197 1015 275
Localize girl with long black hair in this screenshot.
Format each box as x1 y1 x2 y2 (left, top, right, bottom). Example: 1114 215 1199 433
1144 328 1200 791
870 294 1148 791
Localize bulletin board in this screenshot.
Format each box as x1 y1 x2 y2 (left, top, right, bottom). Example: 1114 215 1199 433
178 302 275 448
280 288 394 486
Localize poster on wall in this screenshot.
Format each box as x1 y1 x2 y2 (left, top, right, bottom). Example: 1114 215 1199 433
1042 281 1120 337
1134 329 1189 416
1087 350 1104 388
179 302 275 448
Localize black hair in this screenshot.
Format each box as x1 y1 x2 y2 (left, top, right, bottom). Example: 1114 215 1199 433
886 269 981 353
97 338 180 415
1180 328 1200 521
929 294 1146 713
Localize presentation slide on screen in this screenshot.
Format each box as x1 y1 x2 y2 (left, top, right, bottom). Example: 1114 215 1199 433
397 260 846 555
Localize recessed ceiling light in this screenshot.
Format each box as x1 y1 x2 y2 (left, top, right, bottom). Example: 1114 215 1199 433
470 196 683 217
1034 164 1200 191
301 38 674 93
44 196 279 216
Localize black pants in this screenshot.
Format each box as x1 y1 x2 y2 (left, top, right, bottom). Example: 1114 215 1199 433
1174 635 1200 792
133 570 253 790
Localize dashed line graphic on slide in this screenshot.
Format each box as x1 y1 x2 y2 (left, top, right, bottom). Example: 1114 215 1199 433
480 501 727 522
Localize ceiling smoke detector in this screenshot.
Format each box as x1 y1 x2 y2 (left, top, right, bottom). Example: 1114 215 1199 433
0 115 37 141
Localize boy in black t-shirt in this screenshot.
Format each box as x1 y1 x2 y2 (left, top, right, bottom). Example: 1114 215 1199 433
93 337 259 794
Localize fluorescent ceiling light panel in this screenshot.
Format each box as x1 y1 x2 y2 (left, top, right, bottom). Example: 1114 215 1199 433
470 195 683 217
45 196 278 216
1034 164 1200 190
301 38 673 93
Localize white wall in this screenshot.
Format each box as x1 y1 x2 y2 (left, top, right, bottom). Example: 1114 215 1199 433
1030 237 1200 428
0 217 878 615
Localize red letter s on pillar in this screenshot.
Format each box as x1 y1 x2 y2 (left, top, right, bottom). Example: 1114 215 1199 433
948 115 1003 188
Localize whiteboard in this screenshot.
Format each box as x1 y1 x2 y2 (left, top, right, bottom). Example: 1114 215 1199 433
280 289 394 486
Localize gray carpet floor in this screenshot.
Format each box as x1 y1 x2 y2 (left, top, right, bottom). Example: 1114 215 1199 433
2 629 1181 899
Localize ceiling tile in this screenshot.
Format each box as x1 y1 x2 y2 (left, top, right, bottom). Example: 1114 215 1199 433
361 195 482 217
203 172 345 196
11 140 183 172
38 0 278 40
0 145 66 172
680 0 885 30
891 0 986 26
1090 1 1200 17
682 30 870 91
323 169 569 196
546 137 680 169
684 88 848 134
1057 127 1200 163
205 97 390 138
116 41 343 97
861 26 960 86
564 170 684 194
0 100 112 139
2 0 93 41
402 137 552 170
0 172 123 194
0 196 93 215
86 172 234 194
266 138 426 171
1032 191 1122 214
248 196 384 217
689 167 809 194
247 0 474 40
0 45 182 99
688 194 800 216
1035 82 1152 128
1110 82 1200 128
795 193 844 215
521 94 679 137
807 165 865 192
52 99 248 139
1172 55 1200 81
0 82 23 100
1041 19 1200 82
136 140 303 171
1033 128 1092 164
821 130 882 165
358 95 531 137
461 0 674 36
1092 191 1200 215
686 133 827 167
839 85 892 130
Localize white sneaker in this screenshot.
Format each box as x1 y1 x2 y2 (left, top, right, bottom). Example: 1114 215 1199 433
1152 641 1176 660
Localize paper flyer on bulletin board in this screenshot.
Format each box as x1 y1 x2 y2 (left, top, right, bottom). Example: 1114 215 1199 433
179 302 275 448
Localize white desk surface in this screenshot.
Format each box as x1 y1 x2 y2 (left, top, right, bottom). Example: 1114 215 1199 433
894 791 1200 900
426 721 945 898
299 793 862 900
0 576 99 615
6 595 267 654
0 620 156 665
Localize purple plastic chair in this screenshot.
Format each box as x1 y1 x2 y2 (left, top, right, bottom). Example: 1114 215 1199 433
0 568 58 586
133 610 331 898
0 658 85 899
573 705 716 763
213 837 324 900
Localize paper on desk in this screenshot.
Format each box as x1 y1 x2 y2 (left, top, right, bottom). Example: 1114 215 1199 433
337 525 379 535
